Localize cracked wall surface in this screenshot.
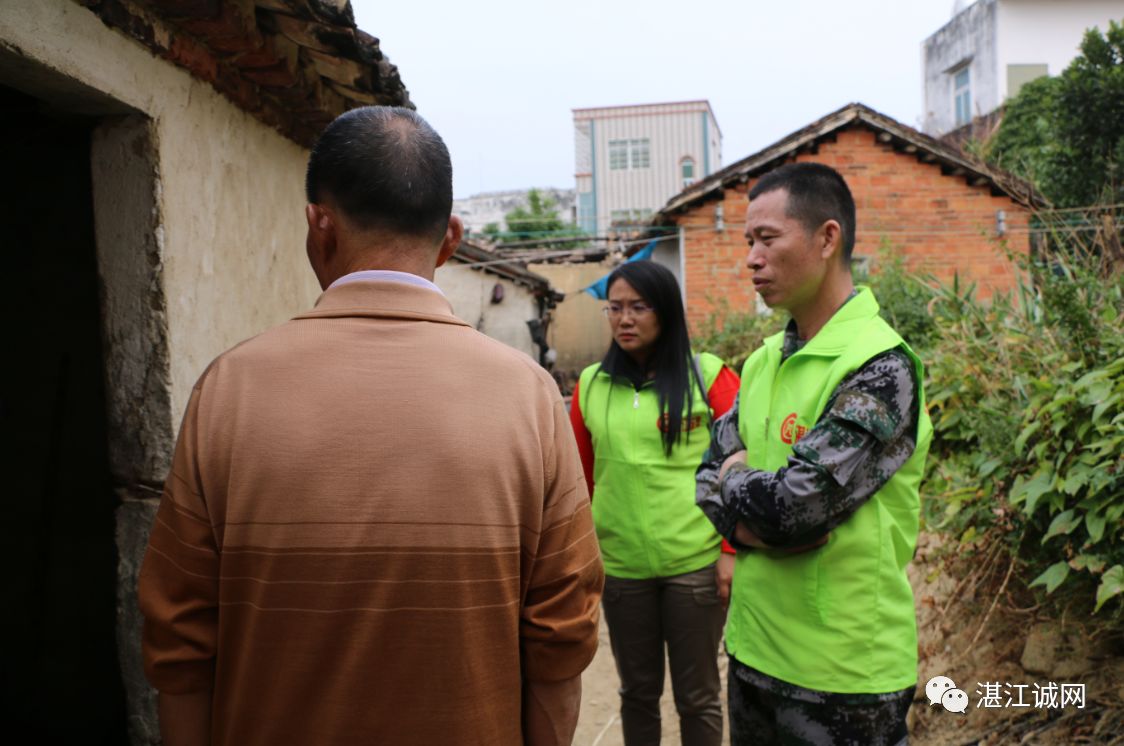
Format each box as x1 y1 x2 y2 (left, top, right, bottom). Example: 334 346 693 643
2 2 321 742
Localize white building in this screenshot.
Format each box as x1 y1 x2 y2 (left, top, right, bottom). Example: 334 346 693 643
922 0 1123 136
573 100 721 236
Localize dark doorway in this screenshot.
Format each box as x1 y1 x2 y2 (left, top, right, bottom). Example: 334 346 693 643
1 84 128 742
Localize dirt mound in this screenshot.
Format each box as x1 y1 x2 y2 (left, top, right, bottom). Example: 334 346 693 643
910 533 1124 745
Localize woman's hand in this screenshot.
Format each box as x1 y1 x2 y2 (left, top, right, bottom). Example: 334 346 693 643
716 552 735 608
734 522 768 547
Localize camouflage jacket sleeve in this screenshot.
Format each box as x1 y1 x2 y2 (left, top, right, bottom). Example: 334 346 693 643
695 395 748 537
697 348 919 549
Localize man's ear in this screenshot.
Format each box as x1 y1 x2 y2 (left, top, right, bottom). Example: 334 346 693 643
305 203 339 289
306 203 339 254
819 219 842 262
435 215 464 268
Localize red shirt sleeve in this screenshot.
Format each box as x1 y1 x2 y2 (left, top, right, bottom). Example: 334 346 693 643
707 365 740 418
569 380 595 499
706 365 741 554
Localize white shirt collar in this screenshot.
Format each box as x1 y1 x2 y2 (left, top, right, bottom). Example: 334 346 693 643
328 270 445 297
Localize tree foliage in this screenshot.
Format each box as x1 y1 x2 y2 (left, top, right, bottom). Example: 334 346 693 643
481 189 586 245
989 19 1124 207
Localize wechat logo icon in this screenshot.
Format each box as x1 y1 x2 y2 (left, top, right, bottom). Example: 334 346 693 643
926 675 968 714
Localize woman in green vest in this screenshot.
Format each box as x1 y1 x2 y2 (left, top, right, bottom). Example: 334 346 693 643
569 260 739 746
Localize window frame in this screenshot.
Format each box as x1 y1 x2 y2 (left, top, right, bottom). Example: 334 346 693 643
953 66 972 127
680 156 695 187
608 139 629 170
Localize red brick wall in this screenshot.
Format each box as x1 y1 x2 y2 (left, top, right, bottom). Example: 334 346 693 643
674 127 1032 331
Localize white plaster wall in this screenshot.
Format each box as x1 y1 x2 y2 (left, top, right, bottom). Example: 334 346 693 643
434 262 539 358
0 0 322 425
651 237 682 286
707 113 722 176
996 0 1123 98
527 262 614 372
922 0 1000 135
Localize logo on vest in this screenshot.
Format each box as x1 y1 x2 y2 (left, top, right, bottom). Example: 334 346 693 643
657 413 705 433
779 412 808 445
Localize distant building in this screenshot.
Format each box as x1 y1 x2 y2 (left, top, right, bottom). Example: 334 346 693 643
454 188 576 235
573 100 721 236
922 0 1122 137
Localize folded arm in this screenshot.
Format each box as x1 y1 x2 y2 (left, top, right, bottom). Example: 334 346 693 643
698 349 919 549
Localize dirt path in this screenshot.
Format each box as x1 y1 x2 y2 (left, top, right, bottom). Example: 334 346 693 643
573 616 729 746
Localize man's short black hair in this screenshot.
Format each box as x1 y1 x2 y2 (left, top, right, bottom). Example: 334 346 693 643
749 162 857 264
306 106 452 241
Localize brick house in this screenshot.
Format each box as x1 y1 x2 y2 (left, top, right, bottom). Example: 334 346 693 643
647 103 1038 330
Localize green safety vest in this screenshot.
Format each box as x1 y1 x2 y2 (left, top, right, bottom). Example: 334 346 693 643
729 287 933 694
579 352 726 579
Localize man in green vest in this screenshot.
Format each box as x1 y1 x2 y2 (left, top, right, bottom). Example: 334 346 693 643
695 162 932 745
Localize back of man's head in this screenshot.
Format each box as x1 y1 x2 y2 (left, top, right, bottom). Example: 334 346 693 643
749 162 857 265
306 107 453 243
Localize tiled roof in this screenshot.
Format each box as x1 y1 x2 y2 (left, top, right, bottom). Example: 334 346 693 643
81 0 411 146
658 102 1041 218
453 241 561 301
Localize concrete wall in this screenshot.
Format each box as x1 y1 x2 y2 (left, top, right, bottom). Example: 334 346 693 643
670 128 1032 332
922 0 999 135
651 235 683 288
996 0 1123 97
434 261 540 358
527 262 614 376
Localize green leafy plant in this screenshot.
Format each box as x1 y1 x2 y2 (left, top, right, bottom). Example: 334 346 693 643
691 298 785 371
860 241 939 352
923 245 1124 613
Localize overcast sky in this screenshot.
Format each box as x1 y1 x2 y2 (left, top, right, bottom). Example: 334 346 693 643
351 0 956 199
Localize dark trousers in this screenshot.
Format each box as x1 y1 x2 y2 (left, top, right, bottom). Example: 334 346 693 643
602 565 726 746
728 663 912 746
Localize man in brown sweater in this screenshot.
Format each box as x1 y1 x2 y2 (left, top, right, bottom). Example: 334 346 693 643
138 107 603 746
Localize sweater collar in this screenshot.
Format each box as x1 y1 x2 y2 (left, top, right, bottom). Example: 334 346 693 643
294 279 471 327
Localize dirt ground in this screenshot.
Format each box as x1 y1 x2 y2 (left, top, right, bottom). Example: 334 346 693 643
573 615 729 746
572 532 1124 745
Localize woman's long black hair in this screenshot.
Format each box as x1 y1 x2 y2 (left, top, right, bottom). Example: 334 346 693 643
598 260 700 456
